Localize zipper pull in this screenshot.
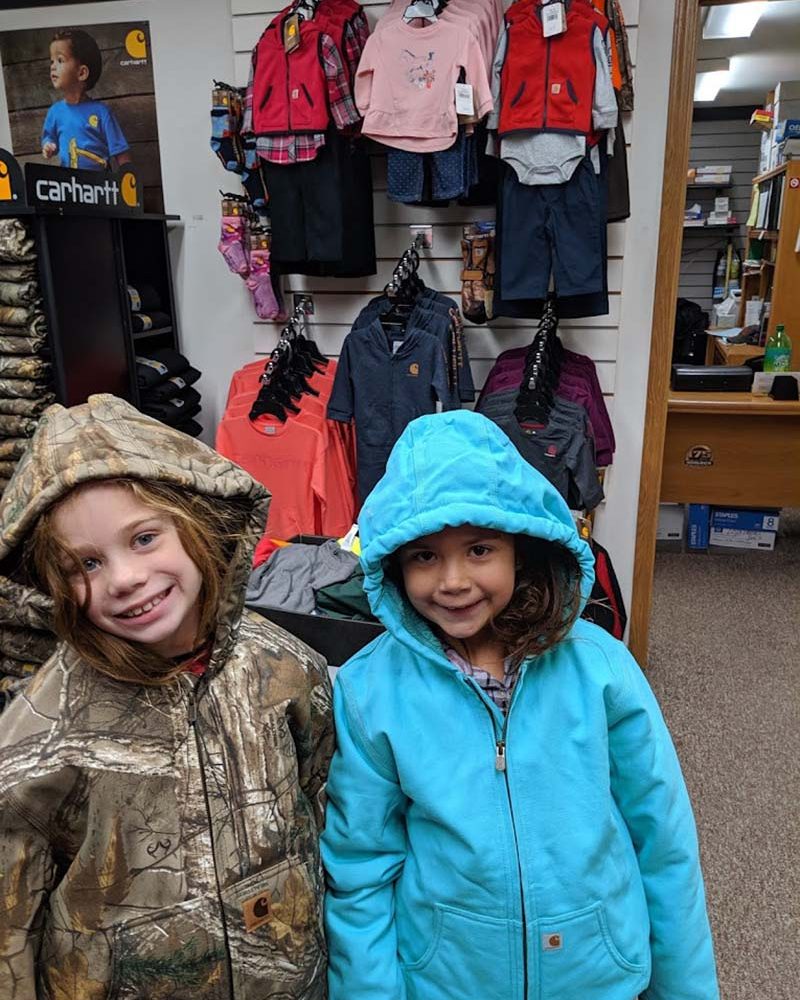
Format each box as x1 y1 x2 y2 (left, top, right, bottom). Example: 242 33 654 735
495 740 506 772
187 695 197 726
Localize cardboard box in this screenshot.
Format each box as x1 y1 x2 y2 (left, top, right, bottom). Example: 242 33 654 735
709 528 777 551
711 508 780 533
776 118 800 143
657 503 684 541
773 80 800 103
686 504 710 550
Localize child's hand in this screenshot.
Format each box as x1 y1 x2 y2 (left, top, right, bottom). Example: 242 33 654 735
42 142 57 159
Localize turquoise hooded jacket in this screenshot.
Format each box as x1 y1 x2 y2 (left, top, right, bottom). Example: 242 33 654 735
321 410 719 1000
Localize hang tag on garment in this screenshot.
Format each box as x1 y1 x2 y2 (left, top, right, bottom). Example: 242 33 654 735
284 13 301 53
455 83 474 116
542 1 566 37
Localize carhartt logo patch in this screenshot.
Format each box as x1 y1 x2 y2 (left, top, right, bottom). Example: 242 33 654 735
408 362 420 376
243 892 272 932
542 932 563 951
551 83 561 95
545 444 558 458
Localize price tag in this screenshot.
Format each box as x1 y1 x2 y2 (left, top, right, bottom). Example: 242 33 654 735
284 13 301 53
455 83 474 116
542 1 566 36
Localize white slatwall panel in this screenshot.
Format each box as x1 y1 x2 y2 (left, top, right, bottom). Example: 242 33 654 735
678 118 761 313
232 0 640 411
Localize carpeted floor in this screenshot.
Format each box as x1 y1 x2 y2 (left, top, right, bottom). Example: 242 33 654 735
647 511 799 999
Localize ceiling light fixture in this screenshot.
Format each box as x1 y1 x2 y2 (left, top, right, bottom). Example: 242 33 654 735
702 1 768 39
694 57 731 102
694 70 731 102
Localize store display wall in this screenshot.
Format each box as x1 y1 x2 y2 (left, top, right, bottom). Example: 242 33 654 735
678 118 761 313
231 0 676 625
0 0 678 625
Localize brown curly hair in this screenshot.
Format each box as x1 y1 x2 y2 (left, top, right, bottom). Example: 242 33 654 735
26 478 248 687
387 533 582 667
490 535 582 666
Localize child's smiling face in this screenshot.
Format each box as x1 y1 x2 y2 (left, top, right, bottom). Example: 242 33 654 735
398 525 517 655
49 39 88 92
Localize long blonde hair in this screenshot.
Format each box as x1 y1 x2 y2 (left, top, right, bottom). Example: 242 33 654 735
27 478 249 686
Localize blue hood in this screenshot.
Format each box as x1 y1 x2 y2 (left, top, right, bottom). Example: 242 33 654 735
359 410 595 652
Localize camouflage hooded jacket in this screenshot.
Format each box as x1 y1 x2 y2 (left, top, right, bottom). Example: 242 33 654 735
0 395 334 1000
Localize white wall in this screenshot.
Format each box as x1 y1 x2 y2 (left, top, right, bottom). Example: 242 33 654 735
0 0 263 439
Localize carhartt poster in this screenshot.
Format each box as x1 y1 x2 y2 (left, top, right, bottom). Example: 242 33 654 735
0 21 164 212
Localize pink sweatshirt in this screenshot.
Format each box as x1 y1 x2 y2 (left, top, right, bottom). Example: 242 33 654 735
355 18 493 153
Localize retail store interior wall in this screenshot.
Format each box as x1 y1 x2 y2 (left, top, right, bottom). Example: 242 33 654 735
231 0 678 627
679 117 760 312
0 0 261 437
0 0 678 625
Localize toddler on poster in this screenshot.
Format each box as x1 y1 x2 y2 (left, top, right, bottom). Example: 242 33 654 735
0 395 332 1000
42 27 131 170
322 409 719 1000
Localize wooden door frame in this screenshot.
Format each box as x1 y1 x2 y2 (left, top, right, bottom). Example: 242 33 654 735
628 0 754 663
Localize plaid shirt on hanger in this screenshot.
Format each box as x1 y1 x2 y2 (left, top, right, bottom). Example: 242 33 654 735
244 32 361 166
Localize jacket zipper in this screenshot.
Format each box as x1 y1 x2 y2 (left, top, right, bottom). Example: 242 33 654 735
467 677 529 1000
543 34 552 129
188 688 236 999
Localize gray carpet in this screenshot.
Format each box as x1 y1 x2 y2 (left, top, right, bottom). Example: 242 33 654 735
647 512 799 999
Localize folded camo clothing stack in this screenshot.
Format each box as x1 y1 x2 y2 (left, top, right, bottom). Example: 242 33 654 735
136 347 204 437
0 219 54 497
0 577 57 714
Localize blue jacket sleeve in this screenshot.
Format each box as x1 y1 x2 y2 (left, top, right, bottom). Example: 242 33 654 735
321 674 408 1000
327 337 355 422
606 645 719 1000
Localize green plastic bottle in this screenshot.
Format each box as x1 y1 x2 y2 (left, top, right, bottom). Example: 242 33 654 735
764 324 792 372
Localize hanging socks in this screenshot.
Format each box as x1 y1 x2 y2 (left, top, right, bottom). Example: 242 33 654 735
246 230 280 320
210 83 245 173
218 213 250 277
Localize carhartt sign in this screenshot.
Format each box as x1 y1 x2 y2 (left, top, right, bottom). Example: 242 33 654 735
26 162 142 215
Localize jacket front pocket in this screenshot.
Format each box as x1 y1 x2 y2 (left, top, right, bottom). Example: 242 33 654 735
510 80 527 108
222 857 326 996
401 904 516 1000
258 84 273 110
538 902 649 1000
109 898 227 1000
301 83 314 108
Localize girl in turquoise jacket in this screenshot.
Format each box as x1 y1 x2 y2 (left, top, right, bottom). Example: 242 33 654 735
321 410 719 1000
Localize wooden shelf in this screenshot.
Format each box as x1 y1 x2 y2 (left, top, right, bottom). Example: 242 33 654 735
753 162 789 185
668 391 800 415
687 180 732 188
747 228 780 240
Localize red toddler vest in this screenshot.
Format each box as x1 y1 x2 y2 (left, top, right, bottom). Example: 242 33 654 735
498 2 607 137
252 16 331 134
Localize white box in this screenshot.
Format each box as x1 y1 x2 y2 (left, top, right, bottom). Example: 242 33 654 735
657 504 684 541
714 197 730 214
709 528 776 551
774 80 800 103
696 164 733 174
